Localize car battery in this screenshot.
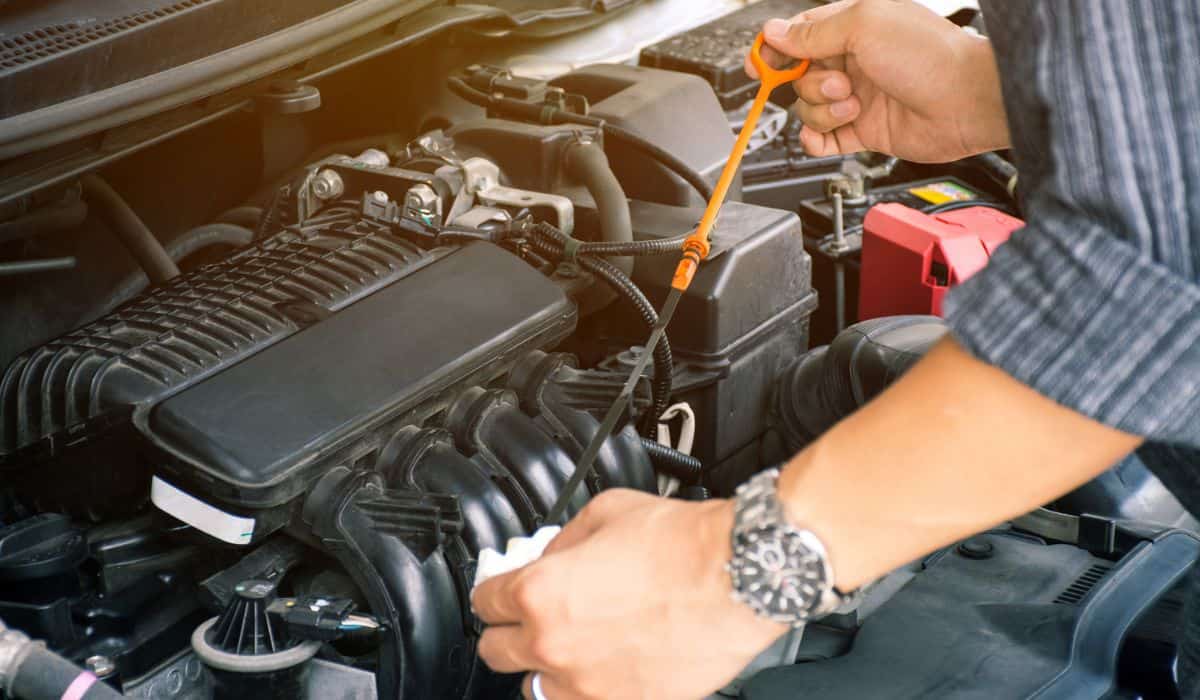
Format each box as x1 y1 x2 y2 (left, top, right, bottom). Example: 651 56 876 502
858 202 1024 320
798 176 1011 343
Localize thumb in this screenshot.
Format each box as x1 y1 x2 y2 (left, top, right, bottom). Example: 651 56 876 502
762 7 857 62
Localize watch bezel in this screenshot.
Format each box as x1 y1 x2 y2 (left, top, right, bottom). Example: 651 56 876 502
728 524 832 624
727 469 843 627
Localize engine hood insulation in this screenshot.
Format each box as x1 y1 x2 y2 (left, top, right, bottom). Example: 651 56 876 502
0 0 640 161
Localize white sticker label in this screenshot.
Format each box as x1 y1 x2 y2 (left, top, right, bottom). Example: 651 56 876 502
151 477 256 545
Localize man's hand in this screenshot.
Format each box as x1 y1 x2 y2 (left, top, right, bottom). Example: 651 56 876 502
746 0 1011 162
472 490 786 700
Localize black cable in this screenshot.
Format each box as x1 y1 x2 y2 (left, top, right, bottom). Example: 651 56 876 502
579 256 674 431
547 288 682 522
639 438 703 483
81 174 179 283
593 122 716 202
0 257 76 277
926 199 1019 217
449 77 715 203
533 221 688 257
527 228 673 429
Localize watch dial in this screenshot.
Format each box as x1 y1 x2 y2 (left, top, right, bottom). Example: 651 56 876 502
737 530 827 617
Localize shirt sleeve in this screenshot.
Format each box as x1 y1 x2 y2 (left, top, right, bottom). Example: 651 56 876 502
944 1 1200 446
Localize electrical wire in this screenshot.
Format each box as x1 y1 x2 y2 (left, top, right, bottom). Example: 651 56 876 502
525 225 674 427
546 33 807 521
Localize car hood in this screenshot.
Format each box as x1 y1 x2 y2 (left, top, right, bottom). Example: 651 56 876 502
0 0 639 158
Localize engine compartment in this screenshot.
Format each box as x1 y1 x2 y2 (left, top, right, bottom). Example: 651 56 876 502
0 2 1196 699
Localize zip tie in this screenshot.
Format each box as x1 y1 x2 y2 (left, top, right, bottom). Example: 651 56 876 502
561 236 582 265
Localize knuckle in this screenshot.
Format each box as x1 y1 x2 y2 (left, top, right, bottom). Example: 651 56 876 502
793 19 818 48
589 489 623 510
528 632 569 669
512 577 542 613
477 632 500 662
795 103 832 132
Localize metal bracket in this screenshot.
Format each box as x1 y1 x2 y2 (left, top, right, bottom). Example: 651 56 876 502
439 158 574 235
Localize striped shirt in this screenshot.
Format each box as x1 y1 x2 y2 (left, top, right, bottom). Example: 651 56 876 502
944 2 1200 691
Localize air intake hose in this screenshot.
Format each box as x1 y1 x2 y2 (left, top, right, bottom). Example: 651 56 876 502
563 139 634 276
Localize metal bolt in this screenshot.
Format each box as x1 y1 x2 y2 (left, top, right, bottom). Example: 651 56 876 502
405 184 440 213
371 191 389 204
86 655 117 679
311 169 345 201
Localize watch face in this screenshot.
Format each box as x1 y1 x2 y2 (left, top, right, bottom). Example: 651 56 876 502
732 529 828 619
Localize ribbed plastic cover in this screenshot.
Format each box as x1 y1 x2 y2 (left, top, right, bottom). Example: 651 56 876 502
0 219 439 461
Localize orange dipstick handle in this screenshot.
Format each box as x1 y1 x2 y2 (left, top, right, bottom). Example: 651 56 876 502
672 33 810 291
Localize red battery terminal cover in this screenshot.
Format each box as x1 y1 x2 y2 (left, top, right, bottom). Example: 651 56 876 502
858 203 1025 320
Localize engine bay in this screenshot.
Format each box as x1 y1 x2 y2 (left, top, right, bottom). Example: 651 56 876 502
0 2 1196 699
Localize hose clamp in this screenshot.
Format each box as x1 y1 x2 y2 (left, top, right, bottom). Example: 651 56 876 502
560 236 583 266
0 626 39 695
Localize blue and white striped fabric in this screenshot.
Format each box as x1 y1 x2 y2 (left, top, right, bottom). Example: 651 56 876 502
945 2 1200 690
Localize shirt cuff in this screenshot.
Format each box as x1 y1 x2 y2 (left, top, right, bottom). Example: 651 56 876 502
943 218 1200 446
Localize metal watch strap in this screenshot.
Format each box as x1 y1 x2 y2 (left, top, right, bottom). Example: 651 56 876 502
729 469 848 627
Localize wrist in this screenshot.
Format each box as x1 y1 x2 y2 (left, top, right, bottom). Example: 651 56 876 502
952 33 1012 155
702 499 789 642
776 441 869 592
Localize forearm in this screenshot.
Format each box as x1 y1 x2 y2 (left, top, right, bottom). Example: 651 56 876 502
778 337 1142 591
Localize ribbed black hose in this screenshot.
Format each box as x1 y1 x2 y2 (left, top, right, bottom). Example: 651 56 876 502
0 197 88 245
533 221 688 257
81 174 179 283
528 229 673 427
640 437 703 483
449 77 715 203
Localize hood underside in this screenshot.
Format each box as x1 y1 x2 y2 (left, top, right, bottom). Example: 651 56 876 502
0 0 638 158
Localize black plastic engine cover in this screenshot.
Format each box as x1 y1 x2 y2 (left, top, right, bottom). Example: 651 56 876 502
148 241 577 510
1 216 576 517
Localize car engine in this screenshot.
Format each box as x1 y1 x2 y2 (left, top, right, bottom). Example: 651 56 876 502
0 2 1196 699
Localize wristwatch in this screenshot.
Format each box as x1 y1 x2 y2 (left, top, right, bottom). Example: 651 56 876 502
727 468 851 627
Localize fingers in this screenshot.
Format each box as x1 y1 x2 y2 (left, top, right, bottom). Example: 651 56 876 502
472 567 533 625
795 94 861 134
475 492 648 625
745 1 857 78
794 68 852 105
798 124 867 158
479 625 538 673
762 1 862 62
